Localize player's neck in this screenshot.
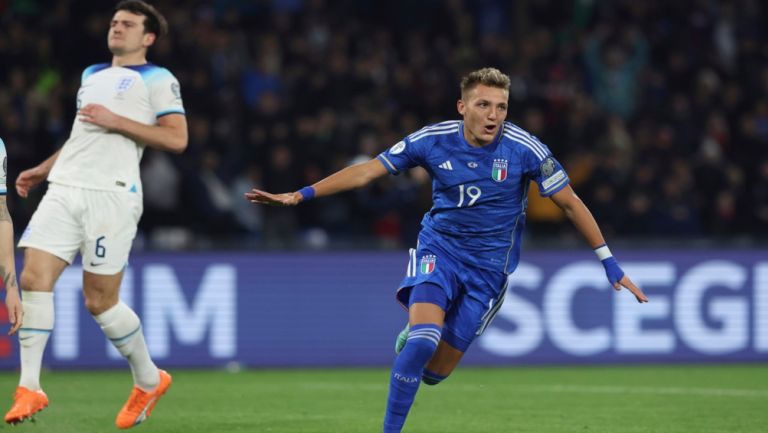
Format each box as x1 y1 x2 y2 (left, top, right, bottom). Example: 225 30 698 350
112 52 148 67
462 129 490 148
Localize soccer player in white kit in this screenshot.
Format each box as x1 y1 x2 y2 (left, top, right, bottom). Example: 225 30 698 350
5 1 188 428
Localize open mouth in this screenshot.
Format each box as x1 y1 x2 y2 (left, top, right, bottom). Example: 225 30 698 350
484 124 497 134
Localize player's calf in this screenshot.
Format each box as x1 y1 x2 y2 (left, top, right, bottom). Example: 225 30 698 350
384 323 442 433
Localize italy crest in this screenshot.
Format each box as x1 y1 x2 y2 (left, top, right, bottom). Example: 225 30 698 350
492 159 508 182
420 255 436 274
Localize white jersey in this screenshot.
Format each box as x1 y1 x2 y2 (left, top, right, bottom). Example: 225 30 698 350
0 138 7 195
48 63 185 194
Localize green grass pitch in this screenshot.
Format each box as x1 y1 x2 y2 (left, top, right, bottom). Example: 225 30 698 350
0 364 765 432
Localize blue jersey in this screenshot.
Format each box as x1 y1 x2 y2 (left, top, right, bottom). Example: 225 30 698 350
377 120 569 274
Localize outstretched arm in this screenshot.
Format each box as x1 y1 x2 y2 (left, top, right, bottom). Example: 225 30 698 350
549 185 648 303
246 158 389 206
78 104 188 153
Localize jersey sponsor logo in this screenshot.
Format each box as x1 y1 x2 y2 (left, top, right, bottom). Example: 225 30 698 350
420 254 436 274
438 161 453 170
468 162 478 168
492 159 508 182
389 141 406 155
541 157 556 176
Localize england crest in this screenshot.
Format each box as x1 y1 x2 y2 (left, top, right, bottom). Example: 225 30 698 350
492 159 508 182
420 255 436 274
115 76 136 93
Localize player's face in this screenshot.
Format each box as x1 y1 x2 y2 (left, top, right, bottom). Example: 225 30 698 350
108 10 155 56
457 84 509 147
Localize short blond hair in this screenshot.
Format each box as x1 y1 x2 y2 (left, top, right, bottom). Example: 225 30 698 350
460 67 511 98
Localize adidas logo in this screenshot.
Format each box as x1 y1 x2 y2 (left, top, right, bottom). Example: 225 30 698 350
438 161 453 170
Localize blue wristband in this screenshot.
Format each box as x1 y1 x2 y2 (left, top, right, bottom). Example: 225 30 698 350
601 256 625 285
298 186 316 201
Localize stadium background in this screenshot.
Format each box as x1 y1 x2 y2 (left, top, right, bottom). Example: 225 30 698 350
0 0 766 390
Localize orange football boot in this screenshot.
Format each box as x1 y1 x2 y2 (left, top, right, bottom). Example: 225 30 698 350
4 387 49 424
115 370 172 429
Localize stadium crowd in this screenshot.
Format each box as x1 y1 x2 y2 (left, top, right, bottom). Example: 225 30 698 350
0 0 766 249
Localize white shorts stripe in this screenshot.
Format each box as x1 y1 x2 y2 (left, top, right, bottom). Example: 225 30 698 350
476 283 508 336
408 248 417 277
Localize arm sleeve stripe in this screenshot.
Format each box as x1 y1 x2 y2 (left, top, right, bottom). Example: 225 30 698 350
156 109 186 118
377 154 398 174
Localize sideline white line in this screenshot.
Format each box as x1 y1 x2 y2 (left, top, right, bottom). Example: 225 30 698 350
517 384 768 398
298 382 768 398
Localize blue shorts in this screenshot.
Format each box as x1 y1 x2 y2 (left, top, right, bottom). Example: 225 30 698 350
396 235 508 352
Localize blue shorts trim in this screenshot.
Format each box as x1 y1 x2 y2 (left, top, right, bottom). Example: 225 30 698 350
441 328 472 352
408 282 449 311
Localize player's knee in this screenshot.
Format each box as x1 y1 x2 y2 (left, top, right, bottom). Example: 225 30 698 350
83 290 119 315
84 297 115 316
421 369 448 386
20 268 54 293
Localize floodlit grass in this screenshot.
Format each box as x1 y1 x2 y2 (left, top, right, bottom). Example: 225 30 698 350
0 364 765 432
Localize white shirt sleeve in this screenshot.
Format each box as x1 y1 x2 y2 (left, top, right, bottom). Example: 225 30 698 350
148 68 185 118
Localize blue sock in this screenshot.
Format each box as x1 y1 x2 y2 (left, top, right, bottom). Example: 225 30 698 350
421 368 448 386
383 323 441 433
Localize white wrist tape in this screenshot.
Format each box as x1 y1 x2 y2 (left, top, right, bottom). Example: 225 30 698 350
594 244 612 261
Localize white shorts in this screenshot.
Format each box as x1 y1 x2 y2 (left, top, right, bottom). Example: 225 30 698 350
18 183 143 275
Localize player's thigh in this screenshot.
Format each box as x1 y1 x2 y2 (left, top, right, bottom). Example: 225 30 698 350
80 190 142 276
425 340 465 377
18 184 84 269
19 247 69 292
409 302 446 327
441 270 507 356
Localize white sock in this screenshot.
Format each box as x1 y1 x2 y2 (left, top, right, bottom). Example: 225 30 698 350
94 302 159 391
18 291 54 391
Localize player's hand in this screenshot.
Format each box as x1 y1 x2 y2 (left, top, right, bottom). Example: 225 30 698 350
245 189 302 206
5 289 23 335
78 103 121 130
614 275 648 304
602 257 648 303
15 166 47 198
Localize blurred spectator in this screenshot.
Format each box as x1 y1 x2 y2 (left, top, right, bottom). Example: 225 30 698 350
1 0 765 249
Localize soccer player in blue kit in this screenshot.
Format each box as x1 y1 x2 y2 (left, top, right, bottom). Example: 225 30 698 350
246 67 648 433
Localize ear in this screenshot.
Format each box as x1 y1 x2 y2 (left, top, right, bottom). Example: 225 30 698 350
142 32 157 48
457 99 466 116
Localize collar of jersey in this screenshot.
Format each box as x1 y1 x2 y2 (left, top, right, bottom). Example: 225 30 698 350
119 63 155 73
458 121 502 154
